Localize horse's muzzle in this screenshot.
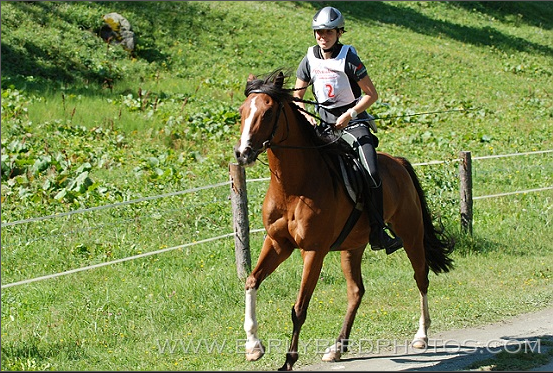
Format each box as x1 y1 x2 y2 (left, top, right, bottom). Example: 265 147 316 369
234 145 258 167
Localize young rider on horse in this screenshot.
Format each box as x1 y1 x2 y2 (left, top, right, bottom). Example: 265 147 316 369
293 6 403 255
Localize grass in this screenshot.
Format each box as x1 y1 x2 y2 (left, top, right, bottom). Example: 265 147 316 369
1 1 552 371
1 230 551 371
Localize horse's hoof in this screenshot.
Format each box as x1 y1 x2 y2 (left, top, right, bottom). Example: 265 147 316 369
246 349 264 361
411 338 428 349
278 364 293 371
322 350 341 362
322 343 342 362
245 341 265 361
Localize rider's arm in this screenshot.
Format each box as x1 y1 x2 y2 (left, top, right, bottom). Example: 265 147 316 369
353 75 378 115
335 52 379 130
294 78 318 126
335 76 378 130
336 50 378 129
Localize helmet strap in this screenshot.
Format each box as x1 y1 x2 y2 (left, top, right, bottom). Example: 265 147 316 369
323 39 340 53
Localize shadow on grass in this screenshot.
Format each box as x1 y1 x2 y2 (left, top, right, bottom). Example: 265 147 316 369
0 336 88 370
2 1 552 95
317 1 552 56
452 232 506 256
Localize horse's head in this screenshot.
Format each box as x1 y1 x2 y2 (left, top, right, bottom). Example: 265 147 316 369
234 71 286 166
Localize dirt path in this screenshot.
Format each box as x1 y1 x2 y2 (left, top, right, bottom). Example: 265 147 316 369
298 306 553 371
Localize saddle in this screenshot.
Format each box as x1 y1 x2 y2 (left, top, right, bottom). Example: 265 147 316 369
313 124 374 206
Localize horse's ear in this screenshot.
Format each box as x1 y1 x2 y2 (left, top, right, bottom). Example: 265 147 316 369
274 71 284 88
247 73 256 82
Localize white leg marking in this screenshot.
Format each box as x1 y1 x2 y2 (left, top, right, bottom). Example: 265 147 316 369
412 293 430 349
244 288 265 361
322 341 343 362
238 97 257 154
244 288 258 343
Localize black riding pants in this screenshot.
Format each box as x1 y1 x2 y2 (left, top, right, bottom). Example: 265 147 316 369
340 123 381 188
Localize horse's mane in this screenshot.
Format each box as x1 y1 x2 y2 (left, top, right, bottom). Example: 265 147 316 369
244 69 295 104
245 69 317 133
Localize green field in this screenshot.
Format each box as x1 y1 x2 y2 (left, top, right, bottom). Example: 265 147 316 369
1 1 552 371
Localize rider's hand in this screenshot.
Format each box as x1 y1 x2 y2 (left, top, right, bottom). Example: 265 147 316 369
294 100 319 127
305 113 318 127
335 111 351 130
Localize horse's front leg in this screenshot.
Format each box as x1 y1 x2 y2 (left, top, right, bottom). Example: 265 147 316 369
279 250 326 371
244 236 294 361
322 247 366 362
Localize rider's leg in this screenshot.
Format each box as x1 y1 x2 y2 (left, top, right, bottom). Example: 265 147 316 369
341 125 403 255
368 181 403 254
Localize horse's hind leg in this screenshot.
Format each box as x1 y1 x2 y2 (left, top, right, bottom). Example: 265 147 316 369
412 288 430 349
244 236 294 362
322 247 366 362
403 238 430 349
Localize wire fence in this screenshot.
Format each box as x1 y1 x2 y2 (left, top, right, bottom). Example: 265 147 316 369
2 150 552 289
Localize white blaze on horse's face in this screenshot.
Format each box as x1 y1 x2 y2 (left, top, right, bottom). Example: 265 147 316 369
238 96 258 156
235 94 274 167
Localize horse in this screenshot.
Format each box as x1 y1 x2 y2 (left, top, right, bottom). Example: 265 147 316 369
234 70 455 371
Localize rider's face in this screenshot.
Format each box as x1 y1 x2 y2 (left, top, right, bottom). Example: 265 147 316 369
314 29 341 50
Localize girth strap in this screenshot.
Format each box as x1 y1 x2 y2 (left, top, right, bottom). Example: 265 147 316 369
330 201 364 250
329 155 367 250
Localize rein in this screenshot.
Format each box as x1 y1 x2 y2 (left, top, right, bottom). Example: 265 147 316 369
293 95 480 122
290 96 333 127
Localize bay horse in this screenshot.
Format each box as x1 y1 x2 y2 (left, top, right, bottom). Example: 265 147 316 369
234 70 455 371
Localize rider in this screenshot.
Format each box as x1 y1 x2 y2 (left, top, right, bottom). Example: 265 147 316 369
293 6 403 255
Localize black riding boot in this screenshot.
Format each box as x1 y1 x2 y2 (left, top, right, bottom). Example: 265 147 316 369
368 184 403 255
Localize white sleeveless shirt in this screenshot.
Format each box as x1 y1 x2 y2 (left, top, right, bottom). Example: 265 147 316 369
306 45 358 109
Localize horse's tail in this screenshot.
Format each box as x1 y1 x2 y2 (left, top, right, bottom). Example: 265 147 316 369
397 157 455 274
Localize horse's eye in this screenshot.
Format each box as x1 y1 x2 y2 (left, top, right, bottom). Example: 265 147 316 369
263 110 273 121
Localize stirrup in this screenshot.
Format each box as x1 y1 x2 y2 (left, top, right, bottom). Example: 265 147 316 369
370 228 403 255
384 236 403 255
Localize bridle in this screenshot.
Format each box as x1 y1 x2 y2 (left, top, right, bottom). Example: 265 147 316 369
246 89 286 153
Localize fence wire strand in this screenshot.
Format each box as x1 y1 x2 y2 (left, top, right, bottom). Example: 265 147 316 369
2 150 551 289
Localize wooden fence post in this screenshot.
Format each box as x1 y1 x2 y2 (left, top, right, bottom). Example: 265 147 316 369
459 151 473 235
229 162 251 280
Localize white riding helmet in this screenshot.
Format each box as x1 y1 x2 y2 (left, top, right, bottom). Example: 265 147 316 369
311 6 345 30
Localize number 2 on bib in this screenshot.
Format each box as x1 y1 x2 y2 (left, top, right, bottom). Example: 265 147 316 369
325 84 335 98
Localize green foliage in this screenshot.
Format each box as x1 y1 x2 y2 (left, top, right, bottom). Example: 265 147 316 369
1 1 552 371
